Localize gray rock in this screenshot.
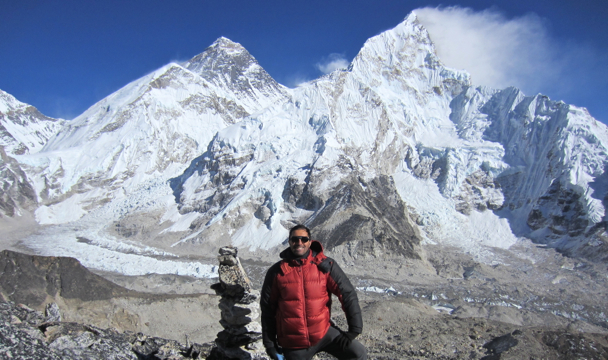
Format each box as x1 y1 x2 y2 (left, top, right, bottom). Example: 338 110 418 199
0 300 214 360
0 249 136 308
307 174 422 259
219 247 238 257
482 333 519 355
45 302 61 322
213 247 253 298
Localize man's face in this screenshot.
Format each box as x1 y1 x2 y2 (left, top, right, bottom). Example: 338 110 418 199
289 229 311 257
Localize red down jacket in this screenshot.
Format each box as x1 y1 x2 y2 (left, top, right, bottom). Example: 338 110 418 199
260 240 363 350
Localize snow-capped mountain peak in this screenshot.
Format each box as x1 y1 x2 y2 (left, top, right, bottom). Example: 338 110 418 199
0 89 64 156
3 12 608 279
183 37 289 110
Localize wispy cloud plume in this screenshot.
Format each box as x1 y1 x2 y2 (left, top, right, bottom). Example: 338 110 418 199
415 6 558 93
51 96 80 120
316 53 350 74
414 6 608 122
284 73 313 88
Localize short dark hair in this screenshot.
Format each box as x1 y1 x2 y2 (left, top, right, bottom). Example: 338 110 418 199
289 224 311 238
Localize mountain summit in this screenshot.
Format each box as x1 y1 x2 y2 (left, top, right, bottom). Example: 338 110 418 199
184 37 288 108
2 13 607 277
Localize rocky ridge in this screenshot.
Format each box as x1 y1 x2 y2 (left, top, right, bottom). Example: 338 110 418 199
0 249 224 346
0 89 64 156
0 300 215 360
183 37 289 110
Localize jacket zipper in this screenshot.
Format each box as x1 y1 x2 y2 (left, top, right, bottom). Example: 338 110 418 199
299 264 310 346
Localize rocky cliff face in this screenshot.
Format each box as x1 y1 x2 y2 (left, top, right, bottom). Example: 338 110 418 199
306 175 422 259
0 148 37 217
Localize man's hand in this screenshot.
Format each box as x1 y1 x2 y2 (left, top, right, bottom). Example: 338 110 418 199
265 346 283 360
335 331 359 350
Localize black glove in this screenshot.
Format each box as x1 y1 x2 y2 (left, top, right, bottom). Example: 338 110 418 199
266 346 282 360
335 331 359 350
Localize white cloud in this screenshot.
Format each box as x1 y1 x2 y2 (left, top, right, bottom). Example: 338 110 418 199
414 6 560 94
316 53 350 74
285 73 313 88
413 6 608 122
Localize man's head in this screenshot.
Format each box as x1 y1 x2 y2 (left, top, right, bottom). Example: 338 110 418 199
289 224 311 257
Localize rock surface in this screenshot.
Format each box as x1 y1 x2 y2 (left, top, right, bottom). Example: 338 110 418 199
0 249 135 307
0 300 215 360
0 147 38 217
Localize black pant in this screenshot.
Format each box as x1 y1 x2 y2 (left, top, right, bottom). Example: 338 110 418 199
282 326 367 360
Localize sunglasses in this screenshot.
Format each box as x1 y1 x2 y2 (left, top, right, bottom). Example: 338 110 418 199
289 236 310 243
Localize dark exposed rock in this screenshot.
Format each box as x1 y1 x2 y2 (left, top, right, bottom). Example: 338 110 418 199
282 176 324 212
0 306 61 359
482 333 519 355
541 330 608 359
0 249 136 307
527 180 589 238
184 37 287 103
307 175 422 259
41 322 138 359
525 180 608 262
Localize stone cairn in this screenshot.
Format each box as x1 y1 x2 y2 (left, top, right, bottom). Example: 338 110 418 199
208 247 267 360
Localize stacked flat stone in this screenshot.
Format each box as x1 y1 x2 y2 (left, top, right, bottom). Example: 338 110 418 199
209 246 266 360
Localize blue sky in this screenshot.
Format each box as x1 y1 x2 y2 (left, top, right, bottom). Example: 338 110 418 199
1 0 607 123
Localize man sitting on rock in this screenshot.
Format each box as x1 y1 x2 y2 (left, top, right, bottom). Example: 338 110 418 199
260 224 367 360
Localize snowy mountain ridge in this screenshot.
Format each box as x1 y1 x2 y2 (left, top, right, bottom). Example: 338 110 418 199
0 90 65 156
1 12 607 278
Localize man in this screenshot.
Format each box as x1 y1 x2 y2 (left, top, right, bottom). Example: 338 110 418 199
260 224 367 360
